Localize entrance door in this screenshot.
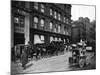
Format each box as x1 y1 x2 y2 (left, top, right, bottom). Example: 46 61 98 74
14 32 25 45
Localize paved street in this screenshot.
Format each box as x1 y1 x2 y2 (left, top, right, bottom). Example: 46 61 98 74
11 51 96 75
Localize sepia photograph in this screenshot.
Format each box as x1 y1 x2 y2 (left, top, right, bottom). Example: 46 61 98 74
11 0 96 75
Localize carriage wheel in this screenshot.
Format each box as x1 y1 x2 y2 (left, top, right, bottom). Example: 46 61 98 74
79 59 85 68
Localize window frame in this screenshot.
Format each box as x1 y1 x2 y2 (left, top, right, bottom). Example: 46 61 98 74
50 8 53 16
40 3 45 13
49 21 53 30
40 18 45 27
54 11 57 19
33 16 39 28
13 14 25 28
58 24 61 33
58 13 61 21
34 2 38 10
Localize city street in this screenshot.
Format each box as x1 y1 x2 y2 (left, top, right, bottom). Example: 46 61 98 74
11 51 96 75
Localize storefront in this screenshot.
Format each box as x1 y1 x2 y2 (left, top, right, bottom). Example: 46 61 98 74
30 28 70 45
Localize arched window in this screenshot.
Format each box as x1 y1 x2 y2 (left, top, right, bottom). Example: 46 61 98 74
55 37 57 41
34 16 38 23
66 18 69 24
20 16 24 27
14 15 25 27
54 11 57 19
40 4 45 13
64 16 66 23
14 17 19 24
50 36 53 43
64 26 66 34
59 38 61 41
58 24 61 33
54 24 57 32
33 16 38 28
50 8 53 16
50 22 53 30
40 19 45 27
58 13 61 20
34 2 38 10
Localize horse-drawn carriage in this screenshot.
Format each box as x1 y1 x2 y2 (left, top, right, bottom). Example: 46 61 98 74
69 43 88 68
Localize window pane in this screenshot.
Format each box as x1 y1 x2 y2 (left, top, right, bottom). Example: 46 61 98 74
50 36 53 43
40 19 44 27
34 17 38 23
58 25 61 33
41 19 44 24
14 15 20 27
41 4 45 13
34 35 44 44
66 19 69 24
20 16 24 27
14 17 19 23
54 25 57 32
50 8 53 16
59 38 61 41
54 11 57 19
58 13 61 20
34 2 38 10
55 37 57 41
50 22 53 30
40 35 44 41
34 34 40 44
64 17 66 23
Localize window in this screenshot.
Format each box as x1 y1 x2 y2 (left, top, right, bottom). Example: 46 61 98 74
54 24 57 32
40 35 44 41
34 34 44 44
64 39 66 44
55 37 57 41
20 16 24 27
58 24 61 33
14 17 19 24
40 4 45 13
14 15 24 27
40 19 45 27
66 19 69 24
58 38 61 41
54 11 57 19
50 36 53 43
64 16 66 23
34 17 38 23
14 16 19 27
66 31 69 35
50 22 53 30
19 1 25 8
33 16 38 28
64 26 66 34
34 2 38 10
58 13 61 20
50 8 53 16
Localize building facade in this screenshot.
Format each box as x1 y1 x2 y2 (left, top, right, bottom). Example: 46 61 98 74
71 21 86 43
11 1 72 47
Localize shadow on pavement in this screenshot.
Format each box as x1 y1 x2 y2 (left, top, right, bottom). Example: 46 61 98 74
25 63 33 69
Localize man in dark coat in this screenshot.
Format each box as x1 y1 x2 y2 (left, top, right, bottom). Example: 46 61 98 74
21 49 28 69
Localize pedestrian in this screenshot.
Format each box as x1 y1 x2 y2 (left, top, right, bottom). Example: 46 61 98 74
21 48 28 70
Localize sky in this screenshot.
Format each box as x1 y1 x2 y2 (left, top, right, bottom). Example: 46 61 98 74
71 5 96 22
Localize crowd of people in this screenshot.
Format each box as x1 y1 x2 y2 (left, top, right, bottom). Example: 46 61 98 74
11 40 94 69
11 41 69 69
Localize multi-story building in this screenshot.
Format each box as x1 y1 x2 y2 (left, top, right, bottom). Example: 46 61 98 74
11 1 72 47
71 20 86 43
